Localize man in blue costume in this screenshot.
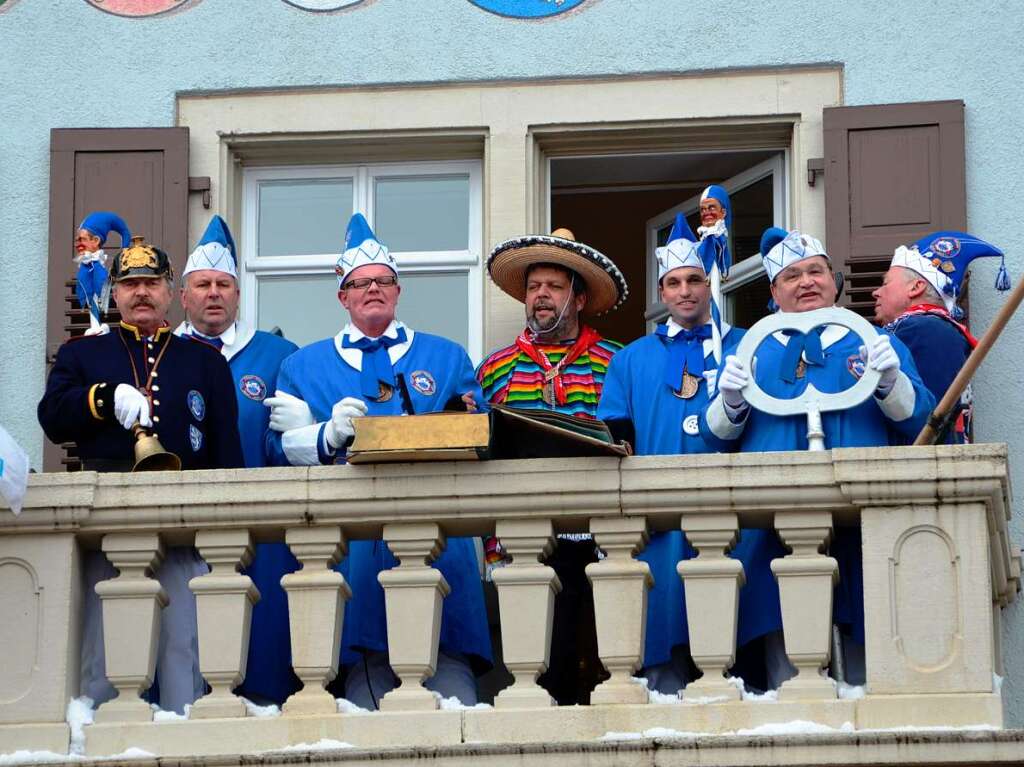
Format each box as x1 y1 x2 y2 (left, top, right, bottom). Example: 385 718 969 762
873 231 1008 444
39 236 243 713
265 213 490 709
175 215 300 705
598 210 744 694
701 227 935 686
74 211 132 336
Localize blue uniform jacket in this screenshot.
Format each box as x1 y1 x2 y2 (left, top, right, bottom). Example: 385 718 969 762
266 323 492 668
38 323 243 470
700 322 935 644
598 322 748 665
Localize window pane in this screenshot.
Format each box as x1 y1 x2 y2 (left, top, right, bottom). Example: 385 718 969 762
258 179 353 257
392 272 469 349
729 175 774 265
374 176 469 252
728 276 774 329
256 271 469 351
257 273 345 348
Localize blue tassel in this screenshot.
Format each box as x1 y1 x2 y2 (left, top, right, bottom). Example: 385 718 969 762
767 298 779 313
951 305 965 321
996 256 1011 291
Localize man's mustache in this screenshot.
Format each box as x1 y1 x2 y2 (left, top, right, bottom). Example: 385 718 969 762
131 299 155 309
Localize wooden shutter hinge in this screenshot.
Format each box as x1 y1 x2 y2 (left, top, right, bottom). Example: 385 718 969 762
807 158 825 187
189 176 211 208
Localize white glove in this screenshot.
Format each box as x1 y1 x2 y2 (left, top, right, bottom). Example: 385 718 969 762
113 384 152 430
861 334 900 395
717 355 749 409
84 322 109 337
264 391 315 432
324 397 369 449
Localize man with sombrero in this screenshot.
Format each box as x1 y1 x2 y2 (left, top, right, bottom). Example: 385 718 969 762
476 227 627 703
476 227 627 417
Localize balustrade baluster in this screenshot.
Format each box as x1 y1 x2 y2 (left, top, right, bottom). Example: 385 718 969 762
587 516 651 705
678 513 743 701
492 519 561 708
771 511 839 699
94 533 167 723
189 529 260 718
378 522 449 711
281 526 348 715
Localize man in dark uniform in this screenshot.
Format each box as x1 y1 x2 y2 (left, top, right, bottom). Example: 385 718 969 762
38 236 243 714
39 236 243 470
873 230 1008 443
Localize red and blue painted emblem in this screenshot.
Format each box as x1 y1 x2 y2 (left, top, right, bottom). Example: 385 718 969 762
929 236 961 258
410 370 437 396
84 0 192 17
467 0 588 19
240 374 268 402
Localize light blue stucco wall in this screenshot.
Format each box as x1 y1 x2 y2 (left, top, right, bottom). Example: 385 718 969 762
1 0 1023 723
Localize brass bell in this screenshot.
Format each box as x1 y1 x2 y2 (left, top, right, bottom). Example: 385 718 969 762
131 423 182 472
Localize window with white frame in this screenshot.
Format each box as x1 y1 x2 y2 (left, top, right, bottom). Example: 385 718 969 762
241 160 483 360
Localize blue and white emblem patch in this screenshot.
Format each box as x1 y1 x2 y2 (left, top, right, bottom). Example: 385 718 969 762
847 354 866 380
240 374 268 402
187 390 206 421
189 424 203 452
410 370 437 396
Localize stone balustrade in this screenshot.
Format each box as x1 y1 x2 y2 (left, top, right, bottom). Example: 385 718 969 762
0 444 1019 762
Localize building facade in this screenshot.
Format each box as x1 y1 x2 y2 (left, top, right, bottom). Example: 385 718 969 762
0 0 1022 729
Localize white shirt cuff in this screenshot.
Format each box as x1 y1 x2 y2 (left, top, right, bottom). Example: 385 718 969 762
875 371 916 422
706 395 748 440
282 423 330 466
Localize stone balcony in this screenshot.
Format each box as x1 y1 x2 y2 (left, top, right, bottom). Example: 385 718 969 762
0 444 1021 766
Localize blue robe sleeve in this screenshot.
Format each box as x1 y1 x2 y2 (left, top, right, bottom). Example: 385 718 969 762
457 349 488 414
876 330 935 444
264 357 298 467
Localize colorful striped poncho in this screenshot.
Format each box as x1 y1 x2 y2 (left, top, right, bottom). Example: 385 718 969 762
475 326 622 419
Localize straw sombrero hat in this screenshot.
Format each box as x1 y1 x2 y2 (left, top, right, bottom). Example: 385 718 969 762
487 228 628 315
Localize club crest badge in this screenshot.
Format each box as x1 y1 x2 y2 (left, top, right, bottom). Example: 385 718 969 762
187 390 206 421
240 375 268 402
410 370 437 396
467 0 588 18
189 424 203 452
847 354 866 380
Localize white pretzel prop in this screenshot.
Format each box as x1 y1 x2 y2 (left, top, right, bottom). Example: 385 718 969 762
733 306 881 451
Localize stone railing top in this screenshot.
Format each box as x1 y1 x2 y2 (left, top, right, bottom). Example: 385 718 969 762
3 443 1010 532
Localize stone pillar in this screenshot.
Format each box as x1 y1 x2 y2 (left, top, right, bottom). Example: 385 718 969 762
281 526 348 716
587 517 651 705
94 533 168 723
678 513 743 702
771 511 838 700
378 522 450 712
492 519 561 709
189 529 261 719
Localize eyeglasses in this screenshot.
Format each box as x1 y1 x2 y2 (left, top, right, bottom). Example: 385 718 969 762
342 275 398 291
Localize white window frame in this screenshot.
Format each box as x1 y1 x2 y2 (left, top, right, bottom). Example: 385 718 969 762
645 152 789 326
240 159 483 360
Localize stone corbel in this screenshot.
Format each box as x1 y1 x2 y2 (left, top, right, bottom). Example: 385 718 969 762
378 522 450 712
281 526 348 716
189 529 260 719
771 510 838 700
678 512 744 702
587 516 652 705
94 533 168 723
492 518 561 708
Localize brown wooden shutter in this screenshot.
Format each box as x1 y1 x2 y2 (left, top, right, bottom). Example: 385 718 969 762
45 128 189 471
823 100 966 318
